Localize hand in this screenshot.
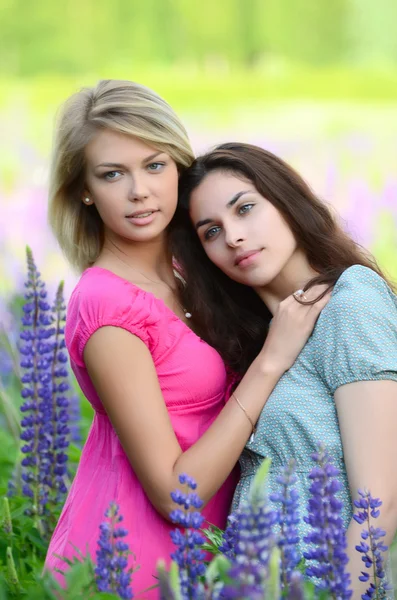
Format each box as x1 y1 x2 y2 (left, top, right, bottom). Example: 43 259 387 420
260 284 332 375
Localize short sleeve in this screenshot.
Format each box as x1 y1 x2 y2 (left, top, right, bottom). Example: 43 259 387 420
65 270 163 368
313 265 397 394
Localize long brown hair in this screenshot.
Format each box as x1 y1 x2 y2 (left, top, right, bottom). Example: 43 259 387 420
172 142 393 374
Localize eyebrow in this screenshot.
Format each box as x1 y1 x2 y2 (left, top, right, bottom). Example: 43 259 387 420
195 190 251 230
95 151 164 170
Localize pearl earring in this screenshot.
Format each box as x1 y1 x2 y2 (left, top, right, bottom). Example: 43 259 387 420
84 197 90 204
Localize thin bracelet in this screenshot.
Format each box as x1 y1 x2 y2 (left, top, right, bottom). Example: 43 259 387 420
232 392 257 441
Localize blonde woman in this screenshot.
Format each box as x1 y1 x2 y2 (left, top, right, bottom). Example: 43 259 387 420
45 80 330 596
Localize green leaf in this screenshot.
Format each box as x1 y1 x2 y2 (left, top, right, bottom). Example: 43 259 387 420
154 560 176 600
302 578 318 600
201 523 225 555
168 561 182 600
6 546 22 594
67 443 82 465
0 497 13 538
25 528 47 553
205 554 232 587
63 557 96 597
248 456 271 505
0 574 11 600
21 569 63 600
267 546 281 600
10 499 32 521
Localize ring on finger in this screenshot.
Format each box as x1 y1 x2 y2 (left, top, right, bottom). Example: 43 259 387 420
293 289 308 301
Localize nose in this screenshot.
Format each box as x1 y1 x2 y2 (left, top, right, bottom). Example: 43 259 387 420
224 224 245 248
128 173 149 201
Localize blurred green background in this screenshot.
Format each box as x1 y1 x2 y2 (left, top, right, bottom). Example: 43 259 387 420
0 2 397 583
1 0 397 315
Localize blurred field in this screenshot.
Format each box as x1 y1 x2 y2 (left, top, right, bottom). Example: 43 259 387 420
1 0 397 314
1 71 397 317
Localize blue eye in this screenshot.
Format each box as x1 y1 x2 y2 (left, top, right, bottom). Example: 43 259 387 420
104 171 121 180
204 226 221 240
239 203 254 214
147 162 165 171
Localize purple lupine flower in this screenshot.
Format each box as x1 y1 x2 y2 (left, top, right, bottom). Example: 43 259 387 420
16 248 70 532
221 458 278 599
35 281 71 508
95 502 133 599
269 458 300 587
353 489 392 600
220 507 278 599
221 561 270 600
18 247 54 511
219 512 239 559
303 444 352 599
169 474 206 600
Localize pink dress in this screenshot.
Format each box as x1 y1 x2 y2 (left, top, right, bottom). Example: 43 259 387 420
45 267 239 598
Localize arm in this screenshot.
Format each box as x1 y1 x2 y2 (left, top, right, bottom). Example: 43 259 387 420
335 380 397 598
85 286 330 520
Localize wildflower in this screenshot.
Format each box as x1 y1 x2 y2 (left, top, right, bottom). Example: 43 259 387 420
219 512 239 559
303 444 352 599
95 502 133 599
221 507 278 598
269 458 300 587
169 474 206 599
39 281 71 505
19 247 54 508
16 248 70 532
221 458 278 599
353 489 391 600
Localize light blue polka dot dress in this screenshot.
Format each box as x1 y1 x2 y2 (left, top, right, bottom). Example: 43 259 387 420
233 265 397 557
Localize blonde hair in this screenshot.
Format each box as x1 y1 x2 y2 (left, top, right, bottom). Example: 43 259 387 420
48 79 195 272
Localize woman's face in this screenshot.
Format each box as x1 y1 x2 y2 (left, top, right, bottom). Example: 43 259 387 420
189 170 298 288
84 129 179 244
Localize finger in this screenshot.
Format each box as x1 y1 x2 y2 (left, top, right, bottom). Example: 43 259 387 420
279 292 300 308
285 283 331 308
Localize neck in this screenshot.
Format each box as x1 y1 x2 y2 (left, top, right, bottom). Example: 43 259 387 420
254 250 319 315
100 230 174 283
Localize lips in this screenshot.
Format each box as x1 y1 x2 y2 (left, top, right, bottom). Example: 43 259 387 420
235 249 262 266
126 209 158 218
